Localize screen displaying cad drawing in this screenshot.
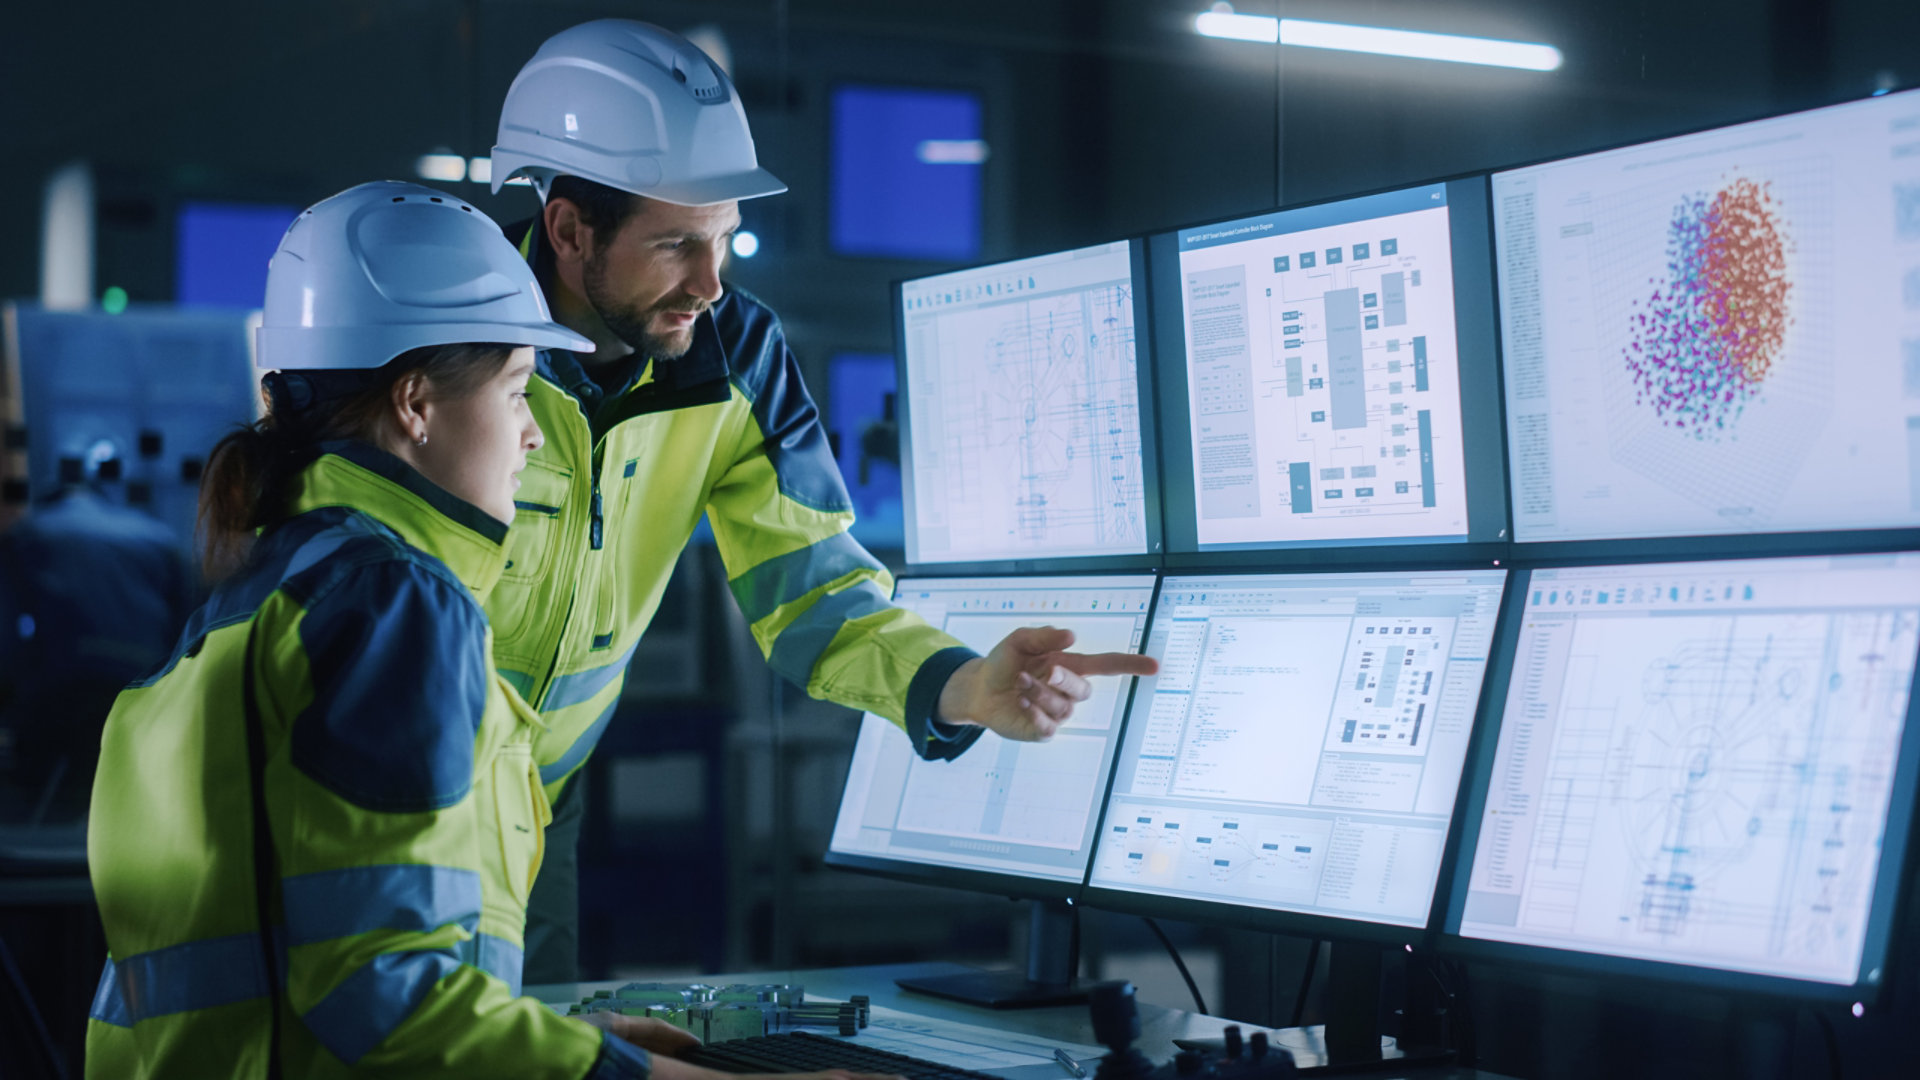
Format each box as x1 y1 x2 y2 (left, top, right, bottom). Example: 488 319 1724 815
1174 184 1474 550
1455 555 1920 986
1088 570 1507 926
899 242 1150 564
829 576 1155 882
1497 88 1920 543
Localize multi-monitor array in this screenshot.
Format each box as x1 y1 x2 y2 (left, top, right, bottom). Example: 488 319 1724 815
829 85 1920 1005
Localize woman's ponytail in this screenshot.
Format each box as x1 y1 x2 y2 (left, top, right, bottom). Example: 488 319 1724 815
194 342 517 582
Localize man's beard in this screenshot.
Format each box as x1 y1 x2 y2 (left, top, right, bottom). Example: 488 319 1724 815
582 255 706 360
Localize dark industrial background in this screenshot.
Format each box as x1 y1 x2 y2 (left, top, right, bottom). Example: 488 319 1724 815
4 2 1918 1077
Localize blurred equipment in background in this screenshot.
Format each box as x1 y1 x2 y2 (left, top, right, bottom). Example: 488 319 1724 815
0 483 194 823
3 302 258 550
828 352 904 550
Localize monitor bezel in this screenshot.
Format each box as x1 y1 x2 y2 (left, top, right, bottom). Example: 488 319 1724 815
1150 175 1512 570
891 239 1165 576
1078 561 1514 947
1492 86 1920 558
1437 549 1920 1005
822 570 1164 903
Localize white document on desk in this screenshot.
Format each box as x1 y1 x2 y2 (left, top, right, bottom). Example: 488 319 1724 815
829 1005 1106 1074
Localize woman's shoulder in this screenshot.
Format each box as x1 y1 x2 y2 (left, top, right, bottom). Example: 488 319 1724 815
252 505 473 613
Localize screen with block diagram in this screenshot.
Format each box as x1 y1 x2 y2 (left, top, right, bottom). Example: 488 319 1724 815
897 241 1156 567
1086 569 1508 931
1152 180 1507 557
1448 554 1920 994
828 575 1156 891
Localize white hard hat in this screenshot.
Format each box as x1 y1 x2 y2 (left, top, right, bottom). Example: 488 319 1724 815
490 19 787 206
256 181 593 371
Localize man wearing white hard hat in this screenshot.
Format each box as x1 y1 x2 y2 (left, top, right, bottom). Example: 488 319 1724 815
485 19 1157 982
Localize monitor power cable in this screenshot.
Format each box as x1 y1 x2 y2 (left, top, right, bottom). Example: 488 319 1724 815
1288 938 1321 1029
1140 917 1209 1016
1810 1007 1842 1080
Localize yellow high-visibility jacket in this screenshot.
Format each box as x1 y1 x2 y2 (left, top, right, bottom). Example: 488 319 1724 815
86 442 648 1078
489 225 982 799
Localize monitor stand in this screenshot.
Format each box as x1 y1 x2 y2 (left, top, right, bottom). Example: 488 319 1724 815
1176 942 1453 1074
896 898 1086 1009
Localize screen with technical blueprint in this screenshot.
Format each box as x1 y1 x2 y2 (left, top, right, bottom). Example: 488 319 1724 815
829 575 1155 884
1451 553 1920 987
897 242 1156 566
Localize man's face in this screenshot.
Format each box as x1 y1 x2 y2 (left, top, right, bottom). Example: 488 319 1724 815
580 199 741 361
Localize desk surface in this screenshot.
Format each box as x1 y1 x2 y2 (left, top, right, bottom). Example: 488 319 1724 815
532 962 1517 1080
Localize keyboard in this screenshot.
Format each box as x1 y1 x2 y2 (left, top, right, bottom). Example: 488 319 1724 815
681 1030 1006 1080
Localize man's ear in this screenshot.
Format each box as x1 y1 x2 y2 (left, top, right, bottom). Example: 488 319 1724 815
545 197 591 266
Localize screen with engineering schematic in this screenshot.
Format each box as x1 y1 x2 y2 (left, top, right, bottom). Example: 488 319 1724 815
1089 569 1507 927
829 575 1156 884
1451 554 1920 989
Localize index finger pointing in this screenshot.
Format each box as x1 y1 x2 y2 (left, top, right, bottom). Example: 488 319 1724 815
1055 651 1160 678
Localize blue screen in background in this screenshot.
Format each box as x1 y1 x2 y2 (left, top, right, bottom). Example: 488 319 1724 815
176 201 299 307
829 352 904 549
830 85 983 261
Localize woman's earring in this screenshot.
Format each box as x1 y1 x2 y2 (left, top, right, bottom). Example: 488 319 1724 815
415 432 428 447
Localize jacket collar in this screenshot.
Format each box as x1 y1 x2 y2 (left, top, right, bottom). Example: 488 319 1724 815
288 441 510 598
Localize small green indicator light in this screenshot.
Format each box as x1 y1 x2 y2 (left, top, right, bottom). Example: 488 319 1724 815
101 286 129 315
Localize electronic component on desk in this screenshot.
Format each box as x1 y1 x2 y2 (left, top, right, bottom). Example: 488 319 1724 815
1089 982 1295 1080
566 983 869 1039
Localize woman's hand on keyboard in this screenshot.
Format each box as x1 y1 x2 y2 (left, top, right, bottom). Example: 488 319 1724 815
650 1062 905 1080
578 1012 705 1056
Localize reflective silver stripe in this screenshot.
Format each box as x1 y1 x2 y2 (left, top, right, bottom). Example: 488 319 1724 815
728 531 882 624
541 639 640 711
767 580 892 687
87 934 270 1026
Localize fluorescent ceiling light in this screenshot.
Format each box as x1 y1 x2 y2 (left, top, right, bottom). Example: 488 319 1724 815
415 153 467 183
1194 7 1562 72
1281 18 1561 70
1195 10 1278 43
466 156 493 184
916 139 991 165
730 230 760 258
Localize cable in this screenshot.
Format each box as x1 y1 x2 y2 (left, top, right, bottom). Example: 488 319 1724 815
1140 917 1209 1016
1812 1008 1842 1080
1289 938 1321 1029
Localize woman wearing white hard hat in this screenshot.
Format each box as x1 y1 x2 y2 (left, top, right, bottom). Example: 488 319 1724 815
84 181 854 1079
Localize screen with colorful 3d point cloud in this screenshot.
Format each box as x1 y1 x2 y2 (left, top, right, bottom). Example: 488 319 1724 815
1497 88 1920 543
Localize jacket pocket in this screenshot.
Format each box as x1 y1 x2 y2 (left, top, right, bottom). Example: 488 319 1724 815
491 743 550 907
492 460 572 652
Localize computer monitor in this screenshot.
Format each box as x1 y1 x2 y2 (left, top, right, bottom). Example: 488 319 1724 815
1150 179 1508 565
829 573 1157 894
828 573 1157 1008
1083 568 1509 942
1445 553 1920 1000
894 241 1160 570
1497 88 1920 551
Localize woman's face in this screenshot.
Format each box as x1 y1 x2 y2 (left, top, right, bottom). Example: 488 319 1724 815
413 347 544 524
